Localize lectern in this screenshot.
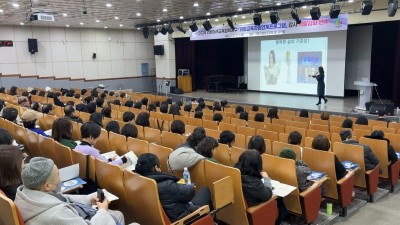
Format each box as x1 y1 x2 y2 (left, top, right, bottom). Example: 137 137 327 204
354 81 377 110
177 69 192 93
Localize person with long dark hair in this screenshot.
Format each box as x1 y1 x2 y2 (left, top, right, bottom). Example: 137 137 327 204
309 66 328 105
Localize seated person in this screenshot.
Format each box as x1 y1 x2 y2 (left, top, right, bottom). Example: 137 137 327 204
218 130 235 147
196 137 219 163
147 103 157 112
21 111 49 137
355 115 368 125
341 118 353 129
89 112 104 128
160 103 168 113
95 98 104 108
320 112 330 121
235 105 244 114
252 105 259 112
364 130 398 165
312 135 347 180
64 105 83 124
101 107 111 118
168 127 206 171
75 122 127 165
340 130 380 171
133 101 142 109
141 97 148 106
299 109 309 118
2 107 21 124
87 102 97 114
15 157 125 225
135 112 150 127
254 112 265 123
239 112 249 121
169 104 181 116
184 104 192 112
213 113 223 124
234 149 272 207
121 124 138 139
135 153 212 222
42 104 54 115
122 111 135 123
171 120 185 135
279 148 311 192
194 111 203 119
288 131 302 146
52 117 77 149
267 107 279 122
247 135 266 154
106 121 120 134
0 145 24 200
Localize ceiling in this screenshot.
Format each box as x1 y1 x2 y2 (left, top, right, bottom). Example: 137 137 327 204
0 0 393 29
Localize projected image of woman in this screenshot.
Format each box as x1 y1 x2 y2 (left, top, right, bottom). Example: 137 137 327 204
309 66 328 105
264 50 281 85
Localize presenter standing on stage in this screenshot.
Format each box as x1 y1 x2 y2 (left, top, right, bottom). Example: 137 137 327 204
309 66 328 105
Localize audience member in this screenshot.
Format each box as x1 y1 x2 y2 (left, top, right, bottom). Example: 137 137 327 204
21 111 49 137
235 105 245 114
133 101 142 109
2 107 19 124
64 105 83 124
288 131 302 146
122 111 135 123
267 107 279 122
141 97 149 106
101 107 112 118
376 109 390 124
105 121 120 134
135 112 150 127
341 118 353 129
299 109 309 118
9 86 18 96
320 112 330 120
252 105 259 112
0 145 23 200
364 130 398 164
76 103 89 113
196 137 219 163
279 148 311 192
89 112 103 127
147 103 157 112
95 98 104 108
194 111 203 119
219 130 235 147
160 103 168 113
254 113 265 122
171 120 185 135
124 101 134 108
355 115 368 125
239 111 249 121
247 135 266 154
121 124 138 139
42 104 54 115
169 104 181 116
52 117 77 149
213 113 223 123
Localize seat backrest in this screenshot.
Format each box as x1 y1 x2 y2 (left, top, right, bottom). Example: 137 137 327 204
247 121 265 130
184 125 196 135
256 129 278 143
292 116 311 123
333 142 366 188
329 115 345 123
353 124 371 131
79 112 91 123
202 119 218 130
127 137 149 157
95 158 126 201
281 109 296 116
288 121 308 130
174 115 188 125
231 118 247 127
4 119 16 135
266 123 285 134
232 133 246 149
218 122 236 133
109 132 128 155
149 143 173 173
54 142 73 168
353 129 372 141
330 133 342 145
330 121 343 128
262 154 302 215
368 120 388 128
230 146 246 166
388 122 400 133
161 113 174 122
38 136 56 161
189 160 207 191
278 132 289 143
71 149 89 180
271 119 289 127
310 119 329 126
272 141 301 160
0 191 23 225
187 117 203 127
161 131 182 150
94 128 110 154
213 143 231 166
25 130 40 157
373 126 395 134
385 133 400 152
204 160 249 225
279 114 293 121
204 128 220 140
150 111 162 120
71 121 81 141
302 147 338 199
123 170 167 225
330 126 349 134
236 126 255 137
359 137 389 179
144 127 162 144
306 129 330 139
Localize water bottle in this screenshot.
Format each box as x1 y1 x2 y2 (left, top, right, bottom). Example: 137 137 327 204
183 167 191 185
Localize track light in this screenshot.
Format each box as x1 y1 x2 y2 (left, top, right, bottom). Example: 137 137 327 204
310 6 321 20
176 23 186 34
270 11 280 24
142 27 149 39
151 26 159 35
329 4 341 19
166 23 174 34
160 25 167 35
202 20 212 31
388 0 398 17
189 21 198 32
290 8 301 25
227 18 235 30
253 13 262 25
361 0 373 15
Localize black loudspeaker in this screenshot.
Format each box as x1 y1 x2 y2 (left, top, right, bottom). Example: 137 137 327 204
361 0 373 15
369 104 386 115
388 0 398 17
310 7 321 20
92 53 96 59
28 38 38 54
253 13 262 25
384 103 395 116
329 5 341 19
270 12 280 24
365 102 374 111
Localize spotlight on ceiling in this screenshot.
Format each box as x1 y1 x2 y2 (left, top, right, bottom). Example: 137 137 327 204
253 13 262 25
202 20 212 31
270 11 280 24
310 6 321 20
142 27 149 39
167 23 174 34
227 18 235 30
329 4 341 19
151 26 159 35
388 0 398 17
160 25 168 35
290 8 301 25
189 21 198 32
361 0 373 15
176 23 186 34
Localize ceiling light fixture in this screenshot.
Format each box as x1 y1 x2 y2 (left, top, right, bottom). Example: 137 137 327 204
104 26 108 29
80 22 84 25
206 12 210 16
20 22 24 25
361 0 373 15
302 5 307 9
214 18 219 22
96 19 100 22
12 3 19 8
143 26 149 38
66 24 70 27
348 0 354 2
276 2 281 6
115 16 119 20
0 9 3 13
227 18 235 30
176 23 186 34
62 13 67 17
193 3 199 7
238 8 243 11
163 8 168 12
137 13 141 16
189 20 198 32
106 3 112 7
119 24 123 27
241 15 246 19
310 6 321 20
151 26 159 35
180 16 184 19
202 20 212 31
253 13 262 25
233 15 238 18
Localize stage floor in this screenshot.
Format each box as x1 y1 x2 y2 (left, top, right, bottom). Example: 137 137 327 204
168 90 398 118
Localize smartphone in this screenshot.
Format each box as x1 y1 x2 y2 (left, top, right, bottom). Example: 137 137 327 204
97 189 105 203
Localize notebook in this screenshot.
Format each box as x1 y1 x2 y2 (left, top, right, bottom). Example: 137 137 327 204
342 160 359 170
307 171 326 180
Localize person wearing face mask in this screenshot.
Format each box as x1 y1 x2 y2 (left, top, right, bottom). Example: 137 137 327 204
14 157 125 225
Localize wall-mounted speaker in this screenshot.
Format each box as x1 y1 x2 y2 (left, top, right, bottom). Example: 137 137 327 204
28 38 38 54
92 53 96 59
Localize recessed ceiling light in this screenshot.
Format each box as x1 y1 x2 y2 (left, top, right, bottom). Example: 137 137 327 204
193 3 199 7
114 16 119 20
119 24 123 27
0 9 3 13
20 22 24 25
233 15 238 18
238 8 243 11
12 3 19 8
265 11 270 13
184 21 188 23
276 2 281 6
241 15 246 19
96 19 100 22
106 3 112 7
206 12 210 16
163 8 167 12
136 12 141 16
157 19 161 22
66 24 70 27
62 13 67 17
302 5 307 9
80 22 84 25
179 16 184 19
214 18 219 22
137 27 141 30
104 26 108 29
348 0 353 2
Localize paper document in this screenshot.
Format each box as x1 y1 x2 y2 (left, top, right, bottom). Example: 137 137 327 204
101 151 138 171
270 180 296 197
59 164 80 182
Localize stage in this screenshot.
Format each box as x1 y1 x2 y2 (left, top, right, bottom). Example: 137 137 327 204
168 90 399 120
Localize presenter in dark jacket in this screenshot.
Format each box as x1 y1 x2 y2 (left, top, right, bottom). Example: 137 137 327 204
135 153 212 222
309 66 328 105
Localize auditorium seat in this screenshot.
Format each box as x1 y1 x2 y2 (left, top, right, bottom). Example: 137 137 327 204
330 121 343 128
306 129 330 139
231 118 247 127
368 120 388 128
309 123 329 132
372 126 395 134
247 121 265 130
25 130 41 157
288 121 308 130
278 133 289 143
161 131 182 150
54 142 73 168
266 123 285 135
219 122 236 133
38 136 56 162
236 126 255 137
232 133 246 149
353 124 372 131
0 190 24 225
127 137 149 157
109 132 128 155
272 141 301 159
94 128 110 154
292 116 311 123
281 109 296 116
71 121 81 141
230 146 245 166
202 119 218 130
329 115 346 123
279 114 293 121
71 149 90 180
144 127 162 144
385 133 400 152
161 113 174 122
149 143 173 173
256 129 278 143
272 119 289 127
204 128 220 140
213 143 231 166
310 118 329 126
188 117 203 127
79 112 91 123
388 122 400 133
353 129 372 141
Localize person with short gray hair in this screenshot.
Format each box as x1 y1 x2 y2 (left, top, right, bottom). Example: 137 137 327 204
14 157 125 225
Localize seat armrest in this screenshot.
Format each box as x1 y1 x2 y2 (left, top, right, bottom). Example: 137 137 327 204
337 171 355 208
389 160 400 186
172 205 210 225
300 180 323 197
247 195 278 225
365 165 380 196
337 170 355 185
212 176 234 210
300 182 322 224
